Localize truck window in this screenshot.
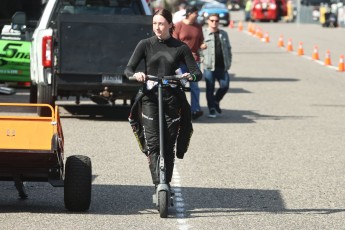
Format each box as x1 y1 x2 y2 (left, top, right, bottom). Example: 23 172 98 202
60 0 144 15
0 0 46 31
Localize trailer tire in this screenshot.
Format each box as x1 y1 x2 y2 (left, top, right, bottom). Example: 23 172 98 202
37 84 55 116
64 155 92 212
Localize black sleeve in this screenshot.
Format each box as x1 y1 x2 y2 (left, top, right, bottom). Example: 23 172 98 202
124 40 146 78
182 45 202 82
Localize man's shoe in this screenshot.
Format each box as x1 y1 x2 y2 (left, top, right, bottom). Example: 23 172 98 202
192 110 203 120
208 109 217 118
215 102 222 114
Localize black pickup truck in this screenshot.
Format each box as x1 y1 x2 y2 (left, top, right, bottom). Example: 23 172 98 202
30 0 153 116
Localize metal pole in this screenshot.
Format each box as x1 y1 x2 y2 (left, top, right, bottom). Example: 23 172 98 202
158 81 166 184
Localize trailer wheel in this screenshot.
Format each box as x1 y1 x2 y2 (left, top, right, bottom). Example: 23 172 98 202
37 84 55 117
64 155 92 212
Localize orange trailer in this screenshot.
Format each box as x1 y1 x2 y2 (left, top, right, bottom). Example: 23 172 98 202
0 103 92 211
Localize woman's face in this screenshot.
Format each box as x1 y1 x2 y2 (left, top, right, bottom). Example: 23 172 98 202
153 15 172 39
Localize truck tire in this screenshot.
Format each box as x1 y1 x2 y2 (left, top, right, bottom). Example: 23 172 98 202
29 82 37 103
37 84 55 117
64 155 92 212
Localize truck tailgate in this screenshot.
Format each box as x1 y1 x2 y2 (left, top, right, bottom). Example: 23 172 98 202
58 14 152 75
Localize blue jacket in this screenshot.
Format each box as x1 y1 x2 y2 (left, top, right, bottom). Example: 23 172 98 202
201 28 232 71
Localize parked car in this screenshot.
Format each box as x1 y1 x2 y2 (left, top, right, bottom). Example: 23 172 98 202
0 0 45 86
198 2 230 26
250 0 287 22
301 0 331 6
227 0 241 11
187 0 216 9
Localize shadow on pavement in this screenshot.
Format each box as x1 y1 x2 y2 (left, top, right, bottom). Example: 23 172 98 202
61 106 312 124
194 109 313 124
1 182 344 216
198 87 251 93
230 75 300 82
60 104 131 121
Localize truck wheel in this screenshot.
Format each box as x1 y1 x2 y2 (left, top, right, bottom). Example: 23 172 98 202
64 155 92 212
37 84 55 116
29 82 37 103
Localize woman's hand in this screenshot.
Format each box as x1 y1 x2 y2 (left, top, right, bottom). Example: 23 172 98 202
133 72 147 82
183 72 194 81
200 43 207 50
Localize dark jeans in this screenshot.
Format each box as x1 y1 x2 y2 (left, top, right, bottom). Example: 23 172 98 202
180 63 201 113
204 68 230 111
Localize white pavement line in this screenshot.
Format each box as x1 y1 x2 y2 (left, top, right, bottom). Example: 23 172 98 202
172 165 190 230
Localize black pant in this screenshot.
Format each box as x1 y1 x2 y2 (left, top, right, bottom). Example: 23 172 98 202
141 87 181 184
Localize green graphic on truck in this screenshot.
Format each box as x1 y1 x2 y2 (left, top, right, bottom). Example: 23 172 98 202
0 0 46 84
0 40 30 82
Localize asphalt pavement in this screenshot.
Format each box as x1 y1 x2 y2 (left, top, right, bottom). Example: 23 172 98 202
1 11 345 229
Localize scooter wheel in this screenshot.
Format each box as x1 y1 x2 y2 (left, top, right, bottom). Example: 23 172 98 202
158 191 168 218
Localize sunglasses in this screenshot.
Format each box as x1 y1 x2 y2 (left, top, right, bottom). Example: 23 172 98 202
209 19 219 23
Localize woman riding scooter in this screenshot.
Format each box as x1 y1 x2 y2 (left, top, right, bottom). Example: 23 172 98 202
125 9 202 191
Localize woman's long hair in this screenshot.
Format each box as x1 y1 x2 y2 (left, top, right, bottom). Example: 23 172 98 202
153 8 175 34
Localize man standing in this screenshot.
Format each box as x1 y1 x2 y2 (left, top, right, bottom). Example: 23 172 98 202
173 6 207 120
244 0 252 21
173 2 187 23
201 13 232 118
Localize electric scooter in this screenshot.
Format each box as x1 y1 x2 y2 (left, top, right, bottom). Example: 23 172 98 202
129 74 188 218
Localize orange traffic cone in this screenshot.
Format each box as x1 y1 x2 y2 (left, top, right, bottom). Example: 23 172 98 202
250 24 255 35
286 39 293 52
278 35 284 47
312 45 319 60
297 42 304 56
262 32 270 43
238 21 243 31
324 50 332 66
338 55 345 72
247 22 252 33
255 28 262 39
229 20 234 28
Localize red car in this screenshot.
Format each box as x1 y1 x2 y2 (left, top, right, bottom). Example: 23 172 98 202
251 0 287 22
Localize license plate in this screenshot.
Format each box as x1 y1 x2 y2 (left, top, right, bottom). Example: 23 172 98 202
102 75 123 84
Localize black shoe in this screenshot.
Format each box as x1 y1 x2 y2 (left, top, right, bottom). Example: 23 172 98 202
192 110 203 120
215 102 222 114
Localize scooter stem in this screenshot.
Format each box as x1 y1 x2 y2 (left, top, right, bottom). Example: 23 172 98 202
158 81 166 184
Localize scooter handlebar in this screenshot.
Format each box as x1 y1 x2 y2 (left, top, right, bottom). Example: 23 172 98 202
128 74 190 81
